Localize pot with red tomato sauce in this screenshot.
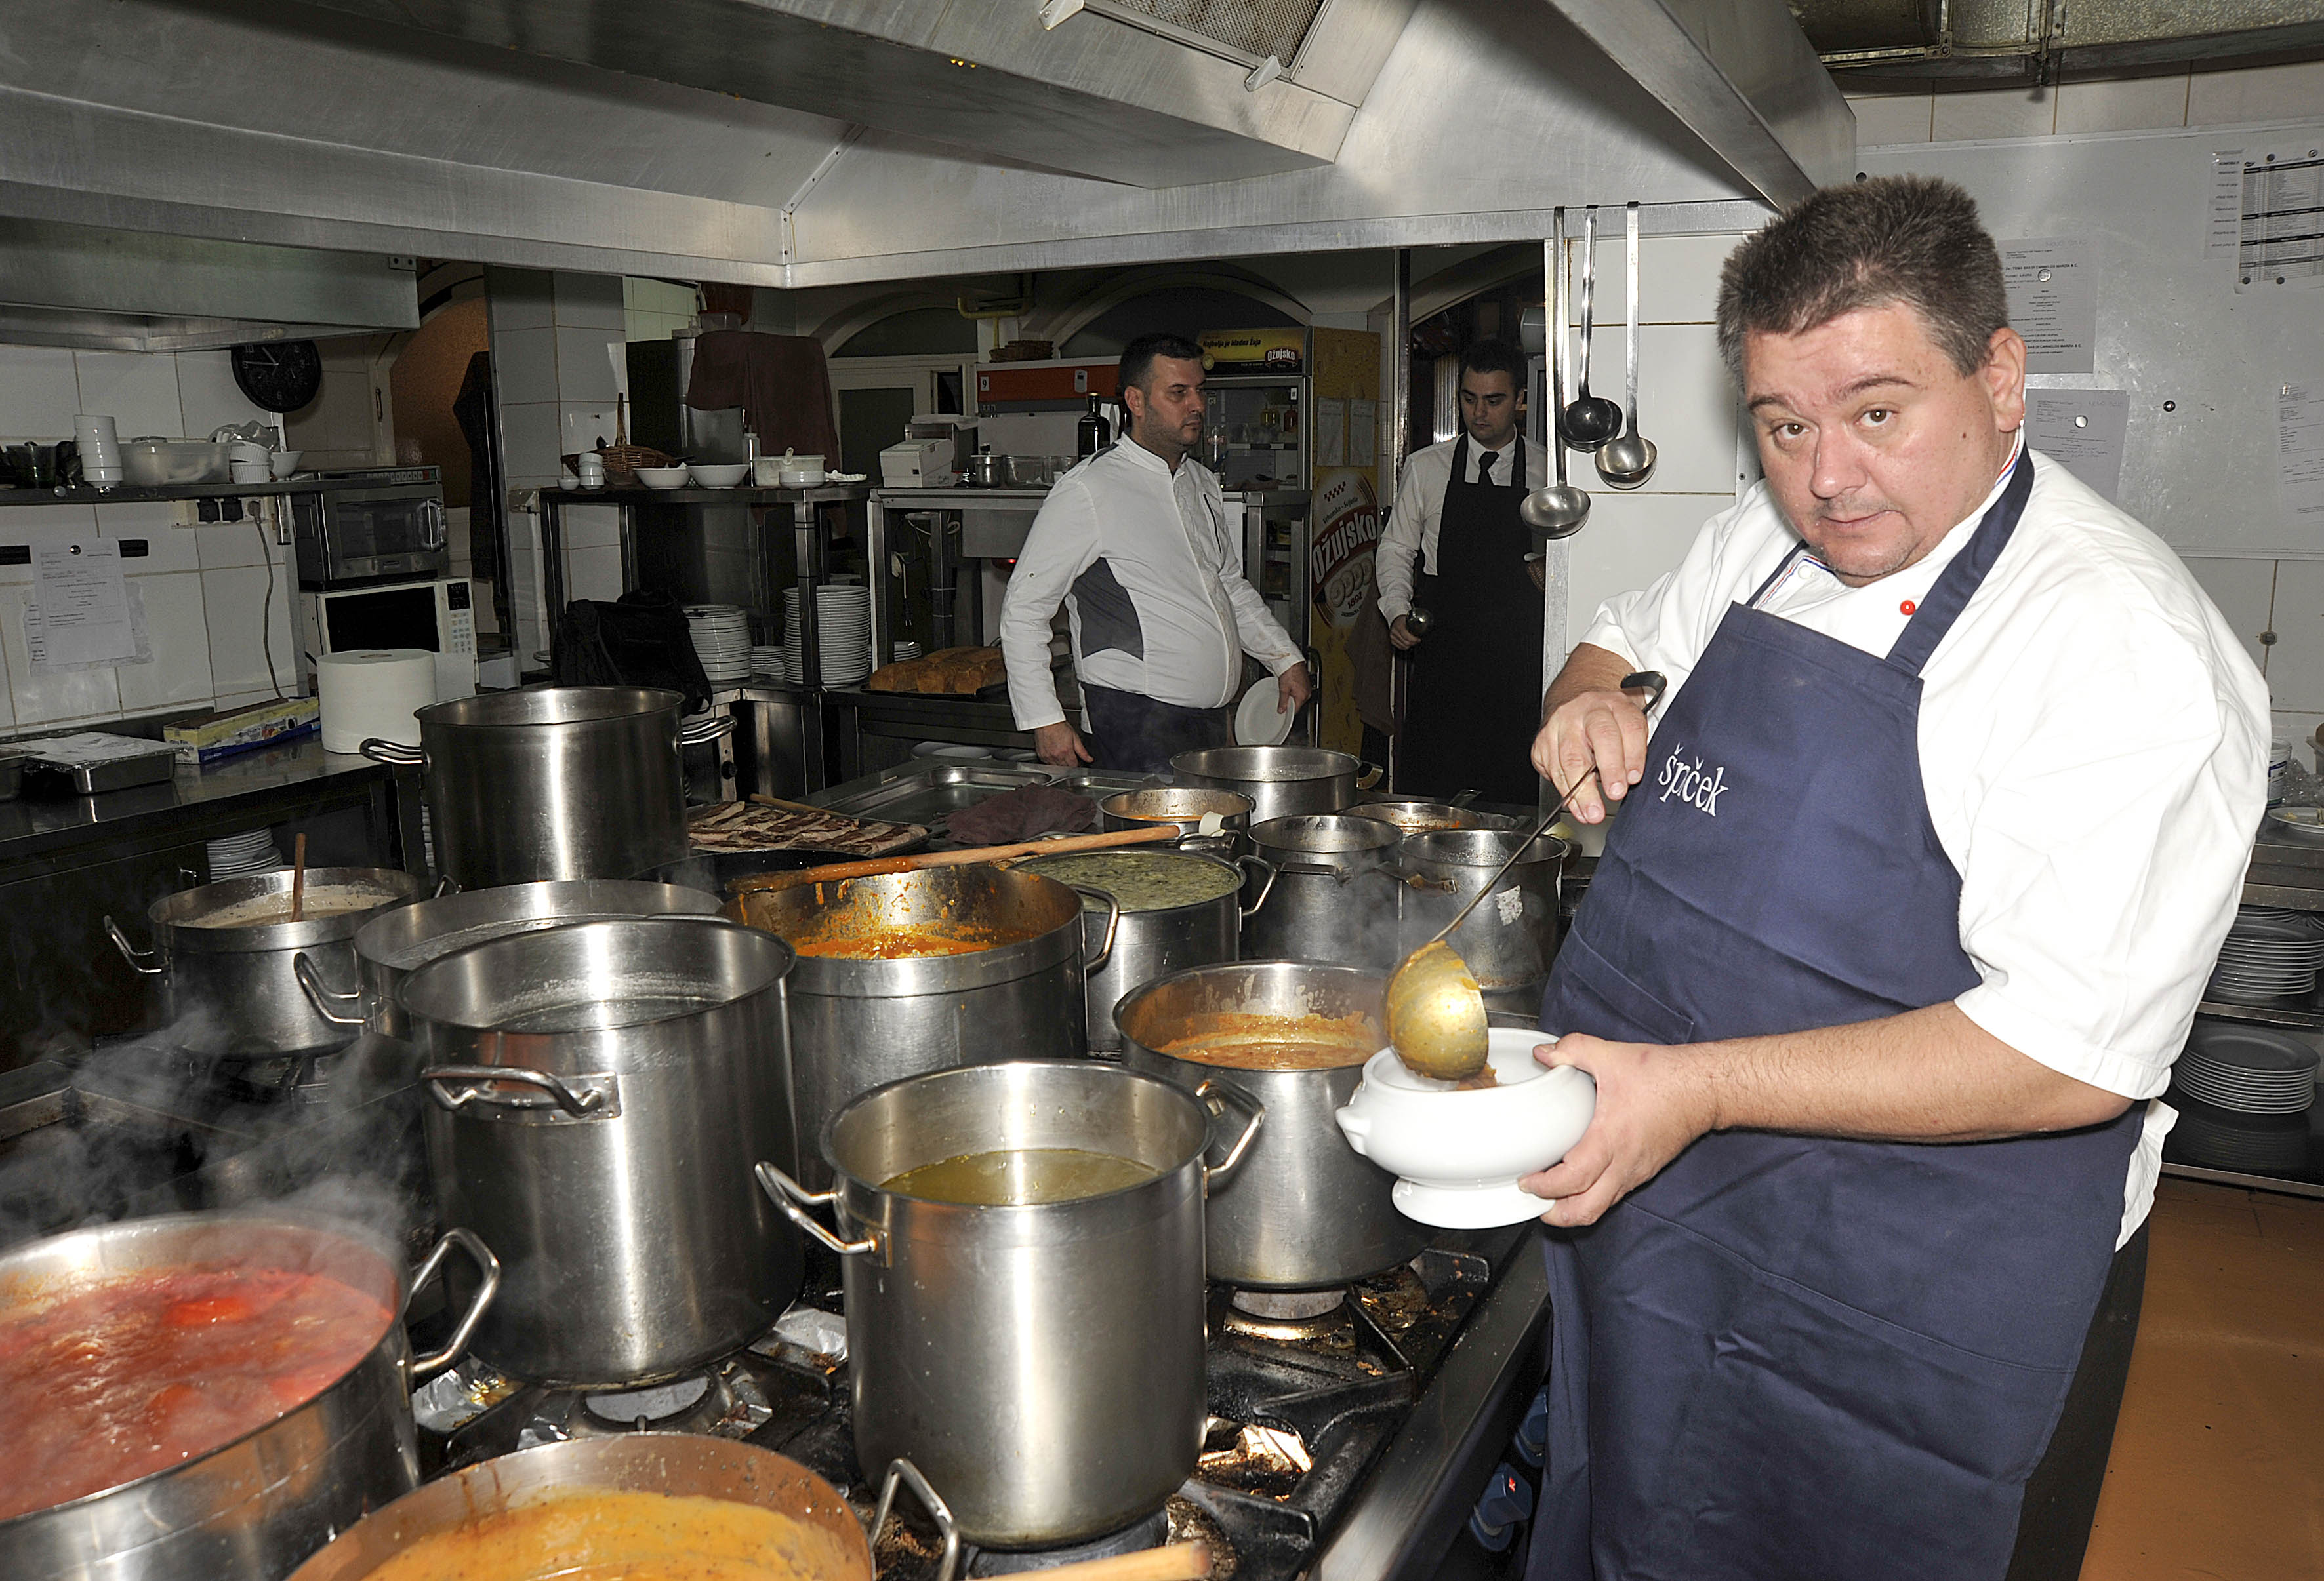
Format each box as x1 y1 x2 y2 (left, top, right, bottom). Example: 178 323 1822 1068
0 1212 497 1581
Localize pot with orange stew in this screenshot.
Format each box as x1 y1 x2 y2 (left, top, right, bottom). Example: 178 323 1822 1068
0 1211 497 1581
734 865 1118 1190
1116 961 1425 1291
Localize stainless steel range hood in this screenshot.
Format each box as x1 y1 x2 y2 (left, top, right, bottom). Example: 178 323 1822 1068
0 220 418 351
0 0 1850 289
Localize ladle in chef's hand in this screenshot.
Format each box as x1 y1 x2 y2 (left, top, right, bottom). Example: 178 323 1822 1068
1559 207 1623 450
1383 671 1667 1081
1597 202 1658 490
1521 212 1593 540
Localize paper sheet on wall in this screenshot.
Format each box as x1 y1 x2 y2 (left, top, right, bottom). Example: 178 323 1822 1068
2025 390 2130 502
2205 148 2247 259
1349 399 1378 468
2279 382 2324 532
2001 238 2097 374
2235 143 2324 292
28 540 146 672
1315 399 1347 468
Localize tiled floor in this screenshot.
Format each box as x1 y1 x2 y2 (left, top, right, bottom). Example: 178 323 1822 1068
2081 1178 2324 1578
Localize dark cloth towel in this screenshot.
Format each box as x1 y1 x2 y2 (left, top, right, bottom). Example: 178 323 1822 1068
683 330 841 461
552 590 713 713
947 784 1098 847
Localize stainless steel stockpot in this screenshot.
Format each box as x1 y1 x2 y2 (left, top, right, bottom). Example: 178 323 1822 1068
758 1060 1261 1548
1397 828 1568 993
361 686 733 889
1241 814 1406 969
1017 849 1260 1053
106 867 424 1055
735 866 1112 1187
1097 786 1255 855
1116 961 1423 1291
1171 745 1362 825
295 879 721 1041
0 1212 495 1581
1345 799 1502 838
401 915 800 1386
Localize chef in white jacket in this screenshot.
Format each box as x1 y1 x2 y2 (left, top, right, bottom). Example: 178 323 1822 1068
1001 332 1311 773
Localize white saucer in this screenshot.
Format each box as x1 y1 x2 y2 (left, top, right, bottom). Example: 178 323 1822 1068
1393 1176 1550 1229
1234 675 1295 746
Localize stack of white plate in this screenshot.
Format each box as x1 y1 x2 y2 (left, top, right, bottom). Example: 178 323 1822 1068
750 645 785 677
2172 1022 2319 1115
685 604 754 686
207 829 283 879
782 585 874 688
894 640 923 663
2206 907 2324 1002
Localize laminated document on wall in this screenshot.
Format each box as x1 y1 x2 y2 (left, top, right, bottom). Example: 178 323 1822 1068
2234 142 2324 292
1349 399 1378 468
2000 238 2097 374
1315 399 1347 468
2025 390 2130 502
2280 381 2324 531
27 540 148 673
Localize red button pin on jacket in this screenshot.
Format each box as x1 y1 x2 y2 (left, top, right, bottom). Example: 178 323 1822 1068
1900 599 1917 616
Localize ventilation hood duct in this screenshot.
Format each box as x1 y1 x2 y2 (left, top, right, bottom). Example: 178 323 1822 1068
0 220 419 351
1800 0 2324 80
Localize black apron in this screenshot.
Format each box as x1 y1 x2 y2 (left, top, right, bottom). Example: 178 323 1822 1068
1399 436 1544 805
1528 452 2143 1580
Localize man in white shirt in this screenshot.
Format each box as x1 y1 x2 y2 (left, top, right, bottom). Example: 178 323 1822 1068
1001 332 1311 773
1519 177 2265 1581
1375 339 1547 803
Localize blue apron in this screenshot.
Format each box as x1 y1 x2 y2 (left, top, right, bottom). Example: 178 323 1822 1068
1530 454 2142 1581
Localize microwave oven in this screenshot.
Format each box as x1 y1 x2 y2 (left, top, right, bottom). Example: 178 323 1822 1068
293 578 478 702
291 477 449 588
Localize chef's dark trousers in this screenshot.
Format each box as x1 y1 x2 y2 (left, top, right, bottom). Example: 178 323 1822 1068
2004 1221 2150 1581
1082 683 1231 776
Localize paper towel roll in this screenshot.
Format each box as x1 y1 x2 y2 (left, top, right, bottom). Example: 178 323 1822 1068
318 649 436 754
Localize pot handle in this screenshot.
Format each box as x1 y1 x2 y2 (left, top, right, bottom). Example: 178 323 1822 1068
103 915 163 976
1276 860 1353 885
1356 761 1385 791
1069 885 1120 973
432 875 459 898
1194 1077 1266 1193
424 1064 617 1118
1236 854 1278 919
405 1226 501 1379
755 1161 880 1257
359 738 424 766
872 1458 962 1581
292 951 367 1026
680 711 737 746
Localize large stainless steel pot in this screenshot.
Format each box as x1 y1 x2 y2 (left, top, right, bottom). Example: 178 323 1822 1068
295 879 720 1041
735 866 1114 1188
360 686 734 889
285 1437 944 1581
1116 961 1421 1291
1097 786 1255 856
1398 829 1568 993
1017 849 1261 1052
106 868 424 1055
758 1060 1261 1548
1347 799 1501 838
401 915 800 1386
1172 745 1362 824
1242 814 1405 969
0 1212 495 1581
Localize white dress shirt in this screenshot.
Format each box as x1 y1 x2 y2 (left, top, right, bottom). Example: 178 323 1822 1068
1000 435 1304 732
1376 432 1541 624
1583 448 2269 1242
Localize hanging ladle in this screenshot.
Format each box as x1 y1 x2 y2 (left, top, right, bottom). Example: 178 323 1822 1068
1559 206 1623 450
1597 201 1659 490
1520 209 1593 540
1383 673 1667 1080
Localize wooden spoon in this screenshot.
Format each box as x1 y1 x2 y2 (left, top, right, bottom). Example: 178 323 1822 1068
290 832 307 922
1029 1542 1212 1581
727 823 1181 896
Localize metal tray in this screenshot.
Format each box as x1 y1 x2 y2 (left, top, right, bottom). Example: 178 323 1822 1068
817 765 1061 825
22 733 178 794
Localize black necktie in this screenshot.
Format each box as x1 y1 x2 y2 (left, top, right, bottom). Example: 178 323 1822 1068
1478 452 1496 485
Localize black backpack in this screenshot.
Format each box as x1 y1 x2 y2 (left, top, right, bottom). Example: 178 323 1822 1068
552 590 714 713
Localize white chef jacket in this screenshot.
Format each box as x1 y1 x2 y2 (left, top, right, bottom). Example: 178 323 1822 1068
1001 436 1304 732
1376 433 1543 624
1583 447 2268 1242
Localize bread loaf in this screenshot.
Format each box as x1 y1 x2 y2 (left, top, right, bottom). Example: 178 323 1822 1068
866 646 1008 695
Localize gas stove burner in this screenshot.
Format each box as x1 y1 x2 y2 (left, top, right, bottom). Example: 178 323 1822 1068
1229 1288 1346 1320
579 1371 725 1435
968 1509 1173 1576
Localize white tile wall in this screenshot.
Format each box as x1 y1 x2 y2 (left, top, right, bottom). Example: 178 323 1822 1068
173 351 272 434
1568 323 1737 496
2054 73 2190 136
1563 493 1723 639
0 346 83 439
2186 558 2273 673
554 329 622 404
561 504 622 550
2187 58 2324 126
1845 92 1934 146
488 268 554 334
1850 56 2324 151
200 565 297 698
567 546 624 604
1931 85 2056 142
492 327 558 406
499 401 562 483
553 273 625 332
0 585 122 727
2262 561 2324 724
72 353 183 441
96 500 199 574
115 574 214 712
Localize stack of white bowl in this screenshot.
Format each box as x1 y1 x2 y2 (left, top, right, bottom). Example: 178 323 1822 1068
207 829 283 879
76 415 121 488
893 640 924 663
685 604 754 686
782 584 874 688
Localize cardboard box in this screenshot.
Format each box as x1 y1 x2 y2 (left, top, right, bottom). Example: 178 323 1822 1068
163 696 321 765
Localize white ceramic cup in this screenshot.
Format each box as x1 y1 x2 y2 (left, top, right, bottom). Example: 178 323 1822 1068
74 414 119 447
752 456 783 486
575 454 607 489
